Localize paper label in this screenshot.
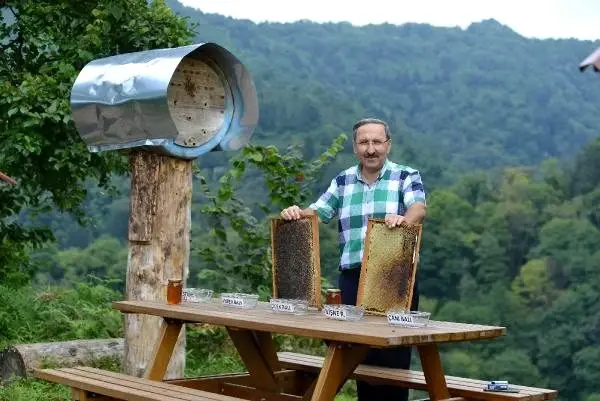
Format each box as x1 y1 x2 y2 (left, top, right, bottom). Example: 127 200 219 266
222 296 245 307
271 301 296 313
387 313 415 325
324 307 348 320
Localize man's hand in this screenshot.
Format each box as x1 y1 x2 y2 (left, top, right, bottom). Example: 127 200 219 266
281 205 305 220
384 214 406 228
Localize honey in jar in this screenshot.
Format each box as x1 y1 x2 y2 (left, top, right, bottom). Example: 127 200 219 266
326 288 342 305
167 279 183 304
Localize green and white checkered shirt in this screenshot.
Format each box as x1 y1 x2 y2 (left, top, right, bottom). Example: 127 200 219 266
309 159 426 270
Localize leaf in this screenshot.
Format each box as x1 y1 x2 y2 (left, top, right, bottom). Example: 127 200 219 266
247 152 264 163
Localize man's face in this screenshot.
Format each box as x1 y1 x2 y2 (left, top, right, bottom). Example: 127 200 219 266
353 123 391 173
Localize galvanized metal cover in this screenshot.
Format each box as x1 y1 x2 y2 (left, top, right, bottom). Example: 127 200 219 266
70 43 258 159
580 47 600 72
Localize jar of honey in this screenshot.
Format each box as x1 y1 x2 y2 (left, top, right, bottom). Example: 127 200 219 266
326 289 342 305
167 279 183 304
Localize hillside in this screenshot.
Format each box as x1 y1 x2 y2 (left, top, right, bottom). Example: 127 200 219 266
4 3 600 400
168 0 600 180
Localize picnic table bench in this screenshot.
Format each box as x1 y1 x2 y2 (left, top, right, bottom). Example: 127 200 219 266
278 351 558 401
35 366 244 401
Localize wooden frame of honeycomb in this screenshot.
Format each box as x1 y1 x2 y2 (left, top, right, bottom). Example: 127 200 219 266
357 219 423 315
270 215 322 308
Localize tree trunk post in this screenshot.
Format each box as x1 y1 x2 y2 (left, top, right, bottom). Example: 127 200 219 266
123 150 192 379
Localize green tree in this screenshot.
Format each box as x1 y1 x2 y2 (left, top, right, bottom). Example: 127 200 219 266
58 235 128 291
530 218 600 288
570 137 600 196
192 136 346 294
511 258 557 308
0 0 193 286
483 349 544 387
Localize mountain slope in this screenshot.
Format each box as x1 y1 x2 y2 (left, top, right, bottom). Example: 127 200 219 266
168 1 600 176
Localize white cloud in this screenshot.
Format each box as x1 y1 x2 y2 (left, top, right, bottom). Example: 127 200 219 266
177 0 600 40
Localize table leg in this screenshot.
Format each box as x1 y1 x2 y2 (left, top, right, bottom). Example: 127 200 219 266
417 344 451 401
226 328 280 392
309 342 369 401
144 319 183 381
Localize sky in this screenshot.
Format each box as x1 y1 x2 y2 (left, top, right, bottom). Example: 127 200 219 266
177 0 599 41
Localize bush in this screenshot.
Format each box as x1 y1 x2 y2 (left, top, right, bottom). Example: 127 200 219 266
0 283 123 347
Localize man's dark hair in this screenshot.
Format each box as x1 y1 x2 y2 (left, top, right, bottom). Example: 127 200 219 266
352 118 391 141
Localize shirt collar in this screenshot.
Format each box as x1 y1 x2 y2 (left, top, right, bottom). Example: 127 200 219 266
356 159 390 183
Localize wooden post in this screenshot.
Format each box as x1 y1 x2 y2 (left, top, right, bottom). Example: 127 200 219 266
122 150 192 379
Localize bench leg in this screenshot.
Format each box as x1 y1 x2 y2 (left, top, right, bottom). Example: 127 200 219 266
309 343 369 401
417 344 451 401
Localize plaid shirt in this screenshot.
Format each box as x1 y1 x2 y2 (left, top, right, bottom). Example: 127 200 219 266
309 159 426 271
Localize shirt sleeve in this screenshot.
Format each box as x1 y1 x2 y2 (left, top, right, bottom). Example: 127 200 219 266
308 178 339 223
402 170 427 208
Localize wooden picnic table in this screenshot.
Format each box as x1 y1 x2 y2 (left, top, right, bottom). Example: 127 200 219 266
113 299 506 401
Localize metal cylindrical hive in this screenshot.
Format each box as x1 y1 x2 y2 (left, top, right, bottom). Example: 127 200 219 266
70 43 259 159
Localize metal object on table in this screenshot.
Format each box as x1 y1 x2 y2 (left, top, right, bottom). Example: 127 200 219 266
70 42 259 159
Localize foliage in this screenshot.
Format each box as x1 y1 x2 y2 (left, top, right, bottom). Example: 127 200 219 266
3 3 600 400
0 379 70 401
0 283 122 347
168 0 600 175
192 136 346 294
0 0 194 285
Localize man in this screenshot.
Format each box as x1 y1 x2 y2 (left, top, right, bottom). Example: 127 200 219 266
280 117 427 401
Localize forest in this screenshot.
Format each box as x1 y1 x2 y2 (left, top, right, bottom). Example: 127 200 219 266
1 1 600 400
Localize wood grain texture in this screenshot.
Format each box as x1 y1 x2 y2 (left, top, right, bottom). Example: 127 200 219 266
310 343 368 401
165 370 299 394
167 55 227 148
357 220 422 314
113 300 505 347
35 366 242 400
418 344 450 400
124 150 192 379
277 352 558 401
3 339 123 377
144 320 183 381
271 215 321 308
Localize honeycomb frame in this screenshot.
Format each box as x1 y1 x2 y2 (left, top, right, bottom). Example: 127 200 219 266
270 215 322 308
357 219 423 314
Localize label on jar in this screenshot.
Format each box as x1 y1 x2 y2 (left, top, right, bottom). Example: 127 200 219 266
324 307 347 320
222 296 245 307
387 313 414 325
271 301 295 313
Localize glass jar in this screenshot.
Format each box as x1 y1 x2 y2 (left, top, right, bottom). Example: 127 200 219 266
167 279 183 304
326 289 342 305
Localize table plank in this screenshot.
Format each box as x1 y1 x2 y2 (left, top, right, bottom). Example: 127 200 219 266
113 300 505 347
